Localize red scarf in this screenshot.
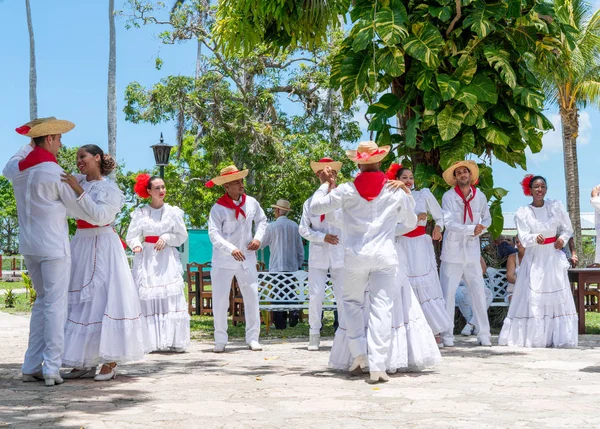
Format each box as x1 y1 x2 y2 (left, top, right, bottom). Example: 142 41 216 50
18 146 58 171
354 171 387 201
216 193 247 219
454 185 477 223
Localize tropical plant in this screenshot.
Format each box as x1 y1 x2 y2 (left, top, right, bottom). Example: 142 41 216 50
21 272 36 305
535 0 600 255
0 177 19 255
4 288 16 308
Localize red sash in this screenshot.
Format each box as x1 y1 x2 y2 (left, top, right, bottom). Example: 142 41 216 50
216 193 246 219
18 147 58 171
145 236 160 243
543 237 557 245
76 220 128 250
454 185 476 223
403 225 426 238
354 171 387 201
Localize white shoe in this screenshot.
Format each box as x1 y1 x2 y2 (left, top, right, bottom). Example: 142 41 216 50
171 347 186 353
349 355 369 373
44 374 64 387
442 337 454 347
61 367 97 379
213 344 226 353
461 323 474 336
94 366 117 381
248 341 263 351
22 372 44 382
369 371 390 383
308 334 320 351
435 335 444 349
478 337 492 347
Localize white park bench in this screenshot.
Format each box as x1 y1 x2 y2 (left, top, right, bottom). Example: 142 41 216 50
484 267 509 307
257 271 337 312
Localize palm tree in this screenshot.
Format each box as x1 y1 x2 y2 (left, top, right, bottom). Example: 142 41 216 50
537 0 600 256
108 0 117 176
25 0 37 120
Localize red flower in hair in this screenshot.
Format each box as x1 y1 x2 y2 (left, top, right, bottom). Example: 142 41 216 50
15 125 31 135
134 173 151 198
521 174 534 196
385 163 403 180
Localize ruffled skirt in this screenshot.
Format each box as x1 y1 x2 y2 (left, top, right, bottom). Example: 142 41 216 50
63 227 151 368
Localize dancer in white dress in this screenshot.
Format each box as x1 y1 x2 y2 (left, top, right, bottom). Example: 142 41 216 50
61 145 150 381
498 175 578 348
388 164 452 346
127 174 190 352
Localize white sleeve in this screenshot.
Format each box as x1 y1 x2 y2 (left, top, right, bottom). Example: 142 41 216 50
252 202 268 243
515 209 539 248
423 188 444 230
398 192 418 230
2 145 33 181
126 208 145 250
554 201 573 246
479 193 492 228
208 206 237 254
298 200 326 243
160 206 188 247
442 193 476 236
75 183 123 225
309 183 345 215
591 196 600 211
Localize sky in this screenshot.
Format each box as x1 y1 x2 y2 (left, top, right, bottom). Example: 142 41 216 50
1 0 600 214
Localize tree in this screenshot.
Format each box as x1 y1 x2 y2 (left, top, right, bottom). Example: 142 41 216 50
215 0 565 237
536 0 600 256
108 0 118 178
0 177 19 255
25 0 37 120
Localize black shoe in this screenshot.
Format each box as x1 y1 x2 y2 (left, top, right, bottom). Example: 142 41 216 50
273 311 287 330
289 310 300 328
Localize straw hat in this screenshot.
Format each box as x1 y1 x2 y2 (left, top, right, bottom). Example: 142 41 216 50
15 117 75 138
205 165 249 188
442 160 479 186
346 141 390 164
310 157 343 173
271 199 292 212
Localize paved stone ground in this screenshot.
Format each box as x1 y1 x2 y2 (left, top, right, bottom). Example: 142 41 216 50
1 311 600 429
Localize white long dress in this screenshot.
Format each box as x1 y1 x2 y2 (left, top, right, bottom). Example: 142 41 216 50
395 188 452 335
63 178 150 368
126 204 190 352
498 200 578 348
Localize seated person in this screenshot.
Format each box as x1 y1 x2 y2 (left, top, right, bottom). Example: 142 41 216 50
505 236 525 303
456 257 493 336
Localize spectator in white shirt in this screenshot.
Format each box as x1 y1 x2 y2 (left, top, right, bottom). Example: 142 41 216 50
592 185 600 266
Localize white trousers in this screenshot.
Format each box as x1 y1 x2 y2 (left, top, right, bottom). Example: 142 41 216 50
343 266 396 372
22 254 71 377
211 265 260 346
440 261 491 341
308 267 344 335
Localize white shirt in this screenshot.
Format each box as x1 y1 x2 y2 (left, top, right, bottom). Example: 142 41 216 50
74 176 124 226
395 188 444 236
208 194 267 269
591 193 600 263
2 145 99 257
299 196 345 270
126 203 188 250
440 187 491 264
261 216 304 272
310 182 417 269
516 200 572 248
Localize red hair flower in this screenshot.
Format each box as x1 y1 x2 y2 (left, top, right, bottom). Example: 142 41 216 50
385 163 403 180
15 125 31 135
521 174 534 196
134 173 151 198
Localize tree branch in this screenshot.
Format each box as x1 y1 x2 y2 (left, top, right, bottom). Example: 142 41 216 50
446 0 462 37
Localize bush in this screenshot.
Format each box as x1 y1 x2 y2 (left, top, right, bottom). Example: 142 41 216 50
4 289 16 308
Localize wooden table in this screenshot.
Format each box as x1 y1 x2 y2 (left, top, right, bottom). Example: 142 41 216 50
568 268 600 334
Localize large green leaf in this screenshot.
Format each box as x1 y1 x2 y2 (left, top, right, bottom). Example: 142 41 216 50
439 130 475 170
367 93 402 118
375 6 409 46
403 22 444 69
339 52 376 108
488 199 505 239
405 112 422 148
415 67 434 90
429 5 452 22
455 89 478 108
518 107 553 130
453 55 478 84
376 46 406 77
484 47 517 89
479 125 511 146
527 129 543 153
513 86 544 109
462 0 498 38
436 74 461 101
437 104 464 141
463 74 498 104
424 86 442 110
352 19 375 52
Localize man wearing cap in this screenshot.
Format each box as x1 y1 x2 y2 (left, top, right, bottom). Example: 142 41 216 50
439 161 492 347
261 199 305 329
206 166 268 352
310 141 417 383
3 117 96 386
299 158 345 351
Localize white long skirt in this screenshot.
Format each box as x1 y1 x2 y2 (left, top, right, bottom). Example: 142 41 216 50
132 242 190 351
498 245 578 348
63 227 151 368
396 236 452 335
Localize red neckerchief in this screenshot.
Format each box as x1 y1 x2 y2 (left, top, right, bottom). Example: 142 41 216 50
354 171 387 201
216 193 247 219
18 146 58 171
454 185 476 223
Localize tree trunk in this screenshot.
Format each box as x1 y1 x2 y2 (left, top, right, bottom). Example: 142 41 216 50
107 0 117 179
560 106 583 258
25 0 37 120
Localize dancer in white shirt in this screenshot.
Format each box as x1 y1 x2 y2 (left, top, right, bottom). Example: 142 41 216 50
127 174 190 353
439 161 492 347
60 144 150 381
4 117 89 386
299 158 345 351
498 175 577 347
310 141 417 383
207 166 268 353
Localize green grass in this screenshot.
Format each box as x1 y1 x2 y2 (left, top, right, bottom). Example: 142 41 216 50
0 281 25 290
585 312 600 334
0 293 33 315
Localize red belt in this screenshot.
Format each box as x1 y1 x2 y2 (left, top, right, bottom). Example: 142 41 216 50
403 225 426 238
76 220 128 250
543 237 557 245
145 236 160 243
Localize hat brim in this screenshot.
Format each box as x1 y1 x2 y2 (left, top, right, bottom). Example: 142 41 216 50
26 120 75 138
442 161 479 186
211 169 249 186
346 146 390 164
271 205 292 211
310 161 342 173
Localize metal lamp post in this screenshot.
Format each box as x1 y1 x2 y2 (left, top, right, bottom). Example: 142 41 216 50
151 133 173 179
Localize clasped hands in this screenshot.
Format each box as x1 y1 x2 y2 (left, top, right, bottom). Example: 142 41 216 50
536 234 564 249
132 238 167 253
